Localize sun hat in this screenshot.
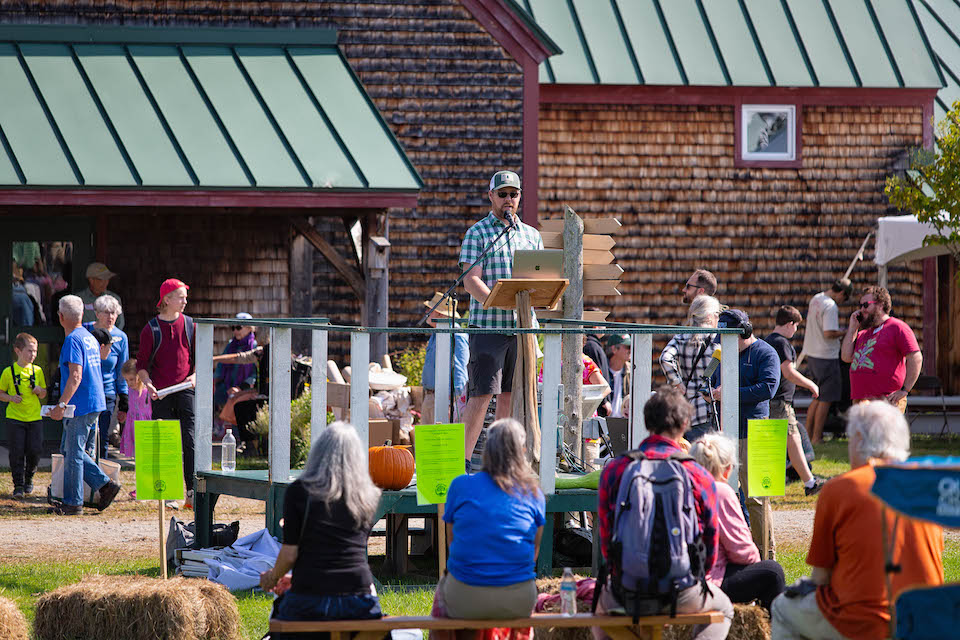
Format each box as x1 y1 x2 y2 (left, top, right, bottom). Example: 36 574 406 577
157 278 189 308
422 292 460 319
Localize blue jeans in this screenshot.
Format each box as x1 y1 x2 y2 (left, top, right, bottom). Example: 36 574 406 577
86 395 116 459
61 411 110 507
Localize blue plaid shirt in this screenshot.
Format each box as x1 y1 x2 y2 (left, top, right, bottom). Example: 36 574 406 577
459 212 543 329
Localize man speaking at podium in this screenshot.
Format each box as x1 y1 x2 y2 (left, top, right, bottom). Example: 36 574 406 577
458 170 543 472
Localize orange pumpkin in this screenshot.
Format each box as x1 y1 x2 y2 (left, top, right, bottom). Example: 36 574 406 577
369 440 415 490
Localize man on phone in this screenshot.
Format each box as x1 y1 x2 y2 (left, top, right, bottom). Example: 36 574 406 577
841 286 921 413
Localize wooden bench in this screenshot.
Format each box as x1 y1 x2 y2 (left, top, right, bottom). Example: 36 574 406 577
269 611 724 640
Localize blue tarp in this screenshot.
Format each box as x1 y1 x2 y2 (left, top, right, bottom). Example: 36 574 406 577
872 457 960 529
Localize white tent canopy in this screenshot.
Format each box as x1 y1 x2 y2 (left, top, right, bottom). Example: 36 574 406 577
874 214 953 266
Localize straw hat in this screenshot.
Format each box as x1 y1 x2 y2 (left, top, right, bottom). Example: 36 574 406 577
422 292 460 319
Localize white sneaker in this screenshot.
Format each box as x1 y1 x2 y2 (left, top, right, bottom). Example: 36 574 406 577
164 500 179 510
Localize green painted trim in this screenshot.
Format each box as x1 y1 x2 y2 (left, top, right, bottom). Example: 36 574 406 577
69 44 142 186
0 124 26 185
822 0 862 87
231 47 311 188
780 0 819 87
524 0 557 83
123 45 200 187
0 25 337 47
501 0 563 55
915 0 952 88
611 0 644 84
654 0 688 85
283 48 368 189
333 48 423 189
864 0 904 88
696 0 731 86
739 0 775 85
177 46 256 187
567 0 600 84
15 43 84 185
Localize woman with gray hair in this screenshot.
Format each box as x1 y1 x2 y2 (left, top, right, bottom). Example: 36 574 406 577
260 422 384 629
436 417 546 619
659 295 722 442
82 294 129 459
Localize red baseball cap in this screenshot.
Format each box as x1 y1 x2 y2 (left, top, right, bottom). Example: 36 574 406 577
157 278 189 308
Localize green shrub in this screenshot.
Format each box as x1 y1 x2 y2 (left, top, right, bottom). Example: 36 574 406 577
249 390 336 468
392 344 426 388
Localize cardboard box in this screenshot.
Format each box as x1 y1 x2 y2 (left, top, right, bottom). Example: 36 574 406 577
368 419 393 448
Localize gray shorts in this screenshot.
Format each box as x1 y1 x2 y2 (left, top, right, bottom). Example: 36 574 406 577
805 356 842 403
467 332 516 396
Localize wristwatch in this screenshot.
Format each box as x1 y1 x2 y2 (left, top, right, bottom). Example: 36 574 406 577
57 401 67 409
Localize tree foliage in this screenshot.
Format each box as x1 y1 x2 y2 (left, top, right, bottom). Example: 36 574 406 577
885 100 960 269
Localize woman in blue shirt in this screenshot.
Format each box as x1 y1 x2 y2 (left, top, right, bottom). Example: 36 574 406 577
438 418 545 619
83 295 129 459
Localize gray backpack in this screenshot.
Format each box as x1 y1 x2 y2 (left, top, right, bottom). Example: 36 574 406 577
605 450 708 621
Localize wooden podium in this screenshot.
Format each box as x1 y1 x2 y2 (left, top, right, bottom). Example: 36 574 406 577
484 278 568 468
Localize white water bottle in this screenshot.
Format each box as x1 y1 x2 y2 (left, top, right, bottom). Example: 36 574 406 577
221 429 236 473
560 567 577 616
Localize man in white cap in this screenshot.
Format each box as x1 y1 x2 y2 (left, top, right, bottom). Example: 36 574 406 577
79 262 123 330
458 170 542 472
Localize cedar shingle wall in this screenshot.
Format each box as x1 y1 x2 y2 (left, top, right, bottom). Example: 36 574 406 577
108 212 289 355
2 2 524 354
539 104 924 355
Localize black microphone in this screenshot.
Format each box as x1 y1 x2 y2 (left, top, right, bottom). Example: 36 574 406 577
504 211 517 228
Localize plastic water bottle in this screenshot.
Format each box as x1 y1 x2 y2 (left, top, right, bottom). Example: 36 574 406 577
560 567 577 616
221 429 236 473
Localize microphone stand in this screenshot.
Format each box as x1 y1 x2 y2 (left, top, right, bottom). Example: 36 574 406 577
416 213 516 327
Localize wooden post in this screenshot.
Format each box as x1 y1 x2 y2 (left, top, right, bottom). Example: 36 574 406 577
290 220 314 355
540 332 562 494
311 324 329 445
629 333 653 448
511 290 541 468
720 332 741 492
435 318 452 424
194 323 214 475
269 328 292 483
364 212 389 363
351 332 370 464
761 497 771 561
561 206 584 464
159 499 167 579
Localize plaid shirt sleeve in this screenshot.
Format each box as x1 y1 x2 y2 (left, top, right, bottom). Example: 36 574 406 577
597 455 631 562
660 337 683 386
459 223 483 268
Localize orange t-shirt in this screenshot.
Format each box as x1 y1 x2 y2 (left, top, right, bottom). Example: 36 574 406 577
807 464 944 640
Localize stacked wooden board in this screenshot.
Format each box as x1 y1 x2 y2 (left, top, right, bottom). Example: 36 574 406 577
537 217 623 321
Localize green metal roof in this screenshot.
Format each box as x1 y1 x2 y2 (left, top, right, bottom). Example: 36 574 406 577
527 0 943 88
0 26 422 191
913 0 960 124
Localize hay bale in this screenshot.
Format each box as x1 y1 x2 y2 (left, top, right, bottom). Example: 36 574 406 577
0 595 28 640
34 575 240 640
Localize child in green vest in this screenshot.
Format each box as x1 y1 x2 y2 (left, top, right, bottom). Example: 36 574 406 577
0 333 47 498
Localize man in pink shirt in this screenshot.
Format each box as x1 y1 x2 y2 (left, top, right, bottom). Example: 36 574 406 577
840 286 921 413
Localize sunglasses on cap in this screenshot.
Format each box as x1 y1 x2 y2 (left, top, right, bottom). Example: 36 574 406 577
497 190 520 199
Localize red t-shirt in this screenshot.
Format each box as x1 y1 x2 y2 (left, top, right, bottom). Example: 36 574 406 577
136 315 194 390
849 317 919 400
808 465 943 640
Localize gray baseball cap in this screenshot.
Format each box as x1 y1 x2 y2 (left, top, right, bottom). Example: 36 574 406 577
489 170 521 192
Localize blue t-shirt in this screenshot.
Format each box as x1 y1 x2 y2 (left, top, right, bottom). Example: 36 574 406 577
443 471 545 586
60 327 106 416
83 323 129 398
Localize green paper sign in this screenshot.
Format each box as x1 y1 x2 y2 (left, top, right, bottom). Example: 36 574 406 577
415 423 465 505
747 419 788 497
135 420 185 501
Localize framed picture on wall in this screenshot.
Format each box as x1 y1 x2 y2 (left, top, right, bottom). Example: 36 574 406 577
738 104 799 165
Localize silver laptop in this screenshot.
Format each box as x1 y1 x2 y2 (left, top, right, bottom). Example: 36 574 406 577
512 249 563 278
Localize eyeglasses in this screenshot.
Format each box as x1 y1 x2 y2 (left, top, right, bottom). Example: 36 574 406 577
859 301 877 309
497 190 520 199
230 325 243 331
682 282 697 290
